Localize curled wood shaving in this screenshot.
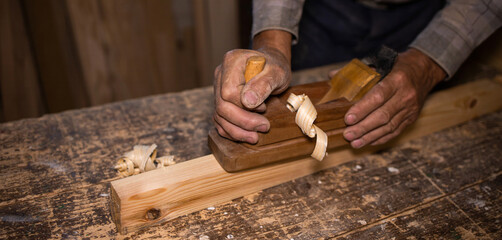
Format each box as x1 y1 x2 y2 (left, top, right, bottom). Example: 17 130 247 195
286 93 328 161
114 144 176 177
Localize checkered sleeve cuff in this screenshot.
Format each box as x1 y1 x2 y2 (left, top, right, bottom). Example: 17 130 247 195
252 0 305 45
410 1 502 79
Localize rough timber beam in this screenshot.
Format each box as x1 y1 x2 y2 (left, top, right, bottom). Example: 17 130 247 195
110 78 502 234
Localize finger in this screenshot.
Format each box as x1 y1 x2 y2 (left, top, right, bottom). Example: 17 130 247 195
347 108 408 148
213 116 231 139
214 113 259 143
345 79 397 125
343 94 404 142
254 102 267 113
241 74 272 109
220 66 246 107
215 100 269 132
370 117 415 145
219 51 258 107
213 64 222 98
241 67 288 109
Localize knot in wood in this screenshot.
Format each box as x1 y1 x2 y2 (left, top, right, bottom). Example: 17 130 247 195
145 208 161 221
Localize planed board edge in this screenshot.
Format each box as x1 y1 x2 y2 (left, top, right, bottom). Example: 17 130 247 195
110 79 502 234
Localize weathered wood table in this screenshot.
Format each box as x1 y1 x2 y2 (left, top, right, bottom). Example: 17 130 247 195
1 64 501 239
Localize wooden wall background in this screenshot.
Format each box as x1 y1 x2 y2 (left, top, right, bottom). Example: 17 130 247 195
0 0 251 122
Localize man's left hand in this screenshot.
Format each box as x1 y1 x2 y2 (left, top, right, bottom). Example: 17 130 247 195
342 48 447 148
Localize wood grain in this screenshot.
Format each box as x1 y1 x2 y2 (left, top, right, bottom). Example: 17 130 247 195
318 59 380 104
193 0 240 87
22 0 89 113
65 0 197 105
111 78 502 234
244 56 266 82
0 0 45 121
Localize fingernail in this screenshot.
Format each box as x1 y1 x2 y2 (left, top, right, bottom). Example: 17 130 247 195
351 139 364 149
255 124 268 132
346 114 356 125
344 131 355 141
243 91 258 107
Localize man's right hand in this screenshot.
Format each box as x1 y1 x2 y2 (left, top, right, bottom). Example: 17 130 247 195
213 30 292 144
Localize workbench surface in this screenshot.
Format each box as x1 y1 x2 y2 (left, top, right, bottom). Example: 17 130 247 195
1 64 501 240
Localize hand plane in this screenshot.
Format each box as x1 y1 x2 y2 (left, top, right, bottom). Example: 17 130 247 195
209 46 397 172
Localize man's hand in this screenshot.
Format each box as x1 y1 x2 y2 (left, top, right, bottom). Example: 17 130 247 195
342 48 447 148
213 30 292 144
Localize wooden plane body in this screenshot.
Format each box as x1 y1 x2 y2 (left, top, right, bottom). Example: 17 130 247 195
209 59 381 172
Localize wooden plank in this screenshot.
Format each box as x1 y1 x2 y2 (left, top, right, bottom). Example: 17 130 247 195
0 0 45 121
110 78 502 234
66 0 197 105
20 0 208 112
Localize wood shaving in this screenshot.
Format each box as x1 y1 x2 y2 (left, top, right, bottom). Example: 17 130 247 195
286 93 327 161
114 144 176 177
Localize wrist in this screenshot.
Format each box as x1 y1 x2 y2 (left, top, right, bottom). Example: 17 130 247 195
407 48 447 90
253 30 292 66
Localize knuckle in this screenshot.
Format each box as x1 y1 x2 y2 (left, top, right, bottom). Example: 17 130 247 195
214 122 229 138
220 88 237 102
228 129 247 142
388 129 402 141
223 49 248 63
215 103 227 116
214 65 222 79
223 50 236 61
255 78 274 96
387 120 398 133
376 137 390 145
378 109 392 124
226 129 240 140
392 70 407 83
370 89 386 105
239 115 259 129
246 117 262 128
354 126 367 138
216 126 226 137
360 135 374 146
406 89 418 102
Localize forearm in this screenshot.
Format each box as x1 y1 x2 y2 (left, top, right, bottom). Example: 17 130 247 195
409 0 502 78
253 30 292 66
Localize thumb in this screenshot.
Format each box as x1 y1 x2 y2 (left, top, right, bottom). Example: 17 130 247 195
241 74 278 109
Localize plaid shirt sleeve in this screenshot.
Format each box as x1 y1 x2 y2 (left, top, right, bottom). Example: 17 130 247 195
252 0 306 44
409 0 502 78
252 0 501 78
